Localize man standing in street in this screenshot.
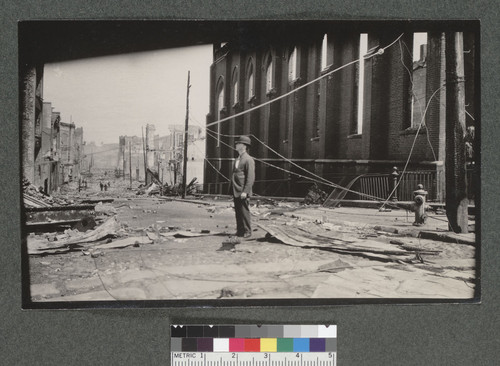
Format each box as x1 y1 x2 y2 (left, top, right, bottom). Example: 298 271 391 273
231 135 255 238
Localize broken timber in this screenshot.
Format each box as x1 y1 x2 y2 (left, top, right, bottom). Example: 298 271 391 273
24 205 96 232
258 222 419 263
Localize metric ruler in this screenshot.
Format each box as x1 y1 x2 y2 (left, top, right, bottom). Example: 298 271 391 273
171 325 337 366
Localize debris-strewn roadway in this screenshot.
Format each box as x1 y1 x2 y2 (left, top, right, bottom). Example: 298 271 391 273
27 180 476 302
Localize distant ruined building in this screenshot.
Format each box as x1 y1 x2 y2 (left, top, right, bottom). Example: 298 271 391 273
205 29 476 202
29 96 84 194
118 124 205 186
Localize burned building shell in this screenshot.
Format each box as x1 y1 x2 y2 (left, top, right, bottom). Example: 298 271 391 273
205 29 477 202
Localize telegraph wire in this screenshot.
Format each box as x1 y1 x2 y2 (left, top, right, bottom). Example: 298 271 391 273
193 114 368 195
192 141 231 183
195 33 460 207
203 127 388 202
195 117 343 191
201 117 385 200
202 123 389 201
83 146 121 156
379 83 448 210
203 77 453 206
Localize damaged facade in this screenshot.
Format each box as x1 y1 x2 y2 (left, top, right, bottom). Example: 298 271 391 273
205 30 476 202
23 71 84 195
117 135 143 180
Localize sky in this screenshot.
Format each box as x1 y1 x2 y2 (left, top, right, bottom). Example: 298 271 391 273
413 33 428 61
43 45 213 145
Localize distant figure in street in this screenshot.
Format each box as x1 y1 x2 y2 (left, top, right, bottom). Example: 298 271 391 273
99 181 103 191
231 136 255 238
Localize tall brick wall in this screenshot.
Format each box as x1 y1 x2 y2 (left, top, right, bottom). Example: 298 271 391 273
205 30 473 198
425 32 447 163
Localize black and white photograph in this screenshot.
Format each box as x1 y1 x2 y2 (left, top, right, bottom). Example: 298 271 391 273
19 20 479 307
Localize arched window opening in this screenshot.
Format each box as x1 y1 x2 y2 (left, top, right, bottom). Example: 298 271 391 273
355 33 368 134
232 67 239 105
288 47 297 83
321 34 329 70
247 64 254 99
410 32 428 128
216 80 225 147
265 56 273 93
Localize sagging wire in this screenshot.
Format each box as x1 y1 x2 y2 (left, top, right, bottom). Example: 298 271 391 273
379 83 448 211
192 114 390 201
202 34 411 202
205 126 393 201
204 127 331 187
206 128 338 188
193 118 347 196
204 128 336 189
206 33 404 129
250 134 346 188
84 146 121 156
204 127 388 202
90 255 120 301
192 141 231 183
198 33 455 207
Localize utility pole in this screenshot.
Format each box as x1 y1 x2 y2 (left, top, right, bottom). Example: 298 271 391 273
129 140 132 188
445 32 468 233
122 145 126 179
182 71 191 198
142 126 147 184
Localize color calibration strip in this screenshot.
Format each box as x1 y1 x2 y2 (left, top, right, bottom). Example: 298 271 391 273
171 325 337 366
171 325 337 353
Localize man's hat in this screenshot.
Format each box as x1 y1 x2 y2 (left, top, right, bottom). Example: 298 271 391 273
235 135 251 146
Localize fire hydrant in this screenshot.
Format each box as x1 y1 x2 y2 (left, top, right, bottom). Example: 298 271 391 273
412 184 428 226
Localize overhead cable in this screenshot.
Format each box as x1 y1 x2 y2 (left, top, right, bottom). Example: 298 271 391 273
203 127 387 202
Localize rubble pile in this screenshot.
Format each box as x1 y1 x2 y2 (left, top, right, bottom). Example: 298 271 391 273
23 179 73 208
303 183 328 205
136 177 199 197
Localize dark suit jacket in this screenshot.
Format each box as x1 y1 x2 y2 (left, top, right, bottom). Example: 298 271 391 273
231 152 255 197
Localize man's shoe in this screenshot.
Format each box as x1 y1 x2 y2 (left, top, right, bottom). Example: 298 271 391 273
243 232 252 238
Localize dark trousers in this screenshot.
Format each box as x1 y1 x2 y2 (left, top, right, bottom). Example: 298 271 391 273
234 196 251 235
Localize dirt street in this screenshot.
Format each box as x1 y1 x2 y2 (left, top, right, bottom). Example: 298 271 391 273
27 180 477 302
